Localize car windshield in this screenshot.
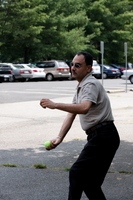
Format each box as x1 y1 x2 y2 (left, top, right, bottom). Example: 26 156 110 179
104 65 112 69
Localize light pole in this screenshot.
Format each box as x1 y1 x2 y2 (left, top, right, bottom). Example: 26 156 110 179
124 42 127 92
100 41 104 85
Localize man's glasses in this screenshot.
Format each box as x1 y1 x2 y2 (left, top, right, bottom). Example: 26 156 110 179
70 62 82 68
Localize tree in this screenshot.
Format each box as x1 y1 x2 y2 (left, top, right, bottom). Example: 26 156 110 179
84 0 133 63
1 0 133 63
33 0 89 61
0 0 48 62
0 0 88 62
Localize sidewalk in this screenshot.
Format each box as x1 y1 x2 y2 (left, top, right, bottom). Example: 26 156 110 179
0 91 133 199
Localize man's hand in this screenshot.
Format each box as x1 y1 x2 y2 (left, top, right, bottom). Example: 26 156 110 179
45 136 62 151
40 98 56 109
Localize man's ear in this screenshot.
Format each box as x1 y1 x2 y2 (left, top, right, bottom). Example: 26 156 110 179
87 65 92 72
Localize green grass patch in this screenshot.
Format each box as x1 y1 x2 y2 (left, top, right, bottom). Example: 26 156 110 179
119 171 133 174
3 163 17 167
65 168 70 171
33 164 47 169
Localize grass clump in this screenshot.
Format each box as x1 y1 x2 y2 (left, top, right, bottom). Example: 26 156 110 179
3 163 17 167
65 168 70 171
119 171 133 174
33 163 47 169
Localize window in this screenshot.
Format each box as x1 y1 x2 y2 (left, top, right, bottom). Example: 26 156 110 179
37 62 55 68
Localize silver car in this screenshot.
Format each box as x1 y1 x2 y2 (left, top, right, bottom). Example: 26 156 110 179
36 60 71 81
0 63 33 82
121 69 133 84
15 64 46 80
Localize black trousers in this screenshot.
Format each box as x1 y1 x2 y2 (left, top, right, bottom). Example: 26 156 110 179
68 122 120 200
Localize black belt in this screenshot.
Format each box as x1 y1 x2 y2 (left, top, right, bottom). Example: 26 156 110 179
86 121 113 135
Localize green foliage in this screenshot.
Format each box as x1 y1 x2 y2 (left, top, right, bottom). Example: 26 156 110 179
0 0 133 63
84 0 133 63
35 0 88 61
0 0 87 62
0 0 47 62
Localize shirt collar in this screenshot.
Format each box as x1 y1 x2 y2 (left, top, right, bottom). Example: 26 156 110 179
77 71 93 89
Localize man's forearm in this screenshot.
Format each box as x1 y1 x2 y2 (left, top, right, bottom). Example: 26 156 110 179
55 101 92 114
57 113 76 140
40 98 92 114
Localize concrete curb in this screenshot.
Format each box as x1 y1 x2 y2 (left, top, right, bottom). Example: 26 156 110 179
106 89 125 93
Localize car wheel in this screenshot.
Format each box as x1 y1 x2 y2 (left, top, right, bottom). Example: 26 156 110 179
103 73 107 79
129 75 133 84
46 73 54 81
21 78 28 82
9 75 15 82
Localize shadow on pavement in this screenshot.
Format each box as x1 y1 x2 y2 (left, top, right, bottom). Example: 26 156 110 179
0 139 133 200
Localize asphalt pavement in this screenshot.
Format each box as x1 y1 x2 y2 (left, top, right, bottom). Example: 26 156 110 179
0 90 133 200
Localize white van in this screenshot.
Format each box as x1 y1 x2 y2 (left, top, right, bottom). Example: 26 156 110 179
92 60 101 78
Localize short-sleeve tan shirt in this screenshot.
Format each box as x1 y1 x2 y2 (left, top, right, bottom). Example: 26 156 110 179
72 73 114 131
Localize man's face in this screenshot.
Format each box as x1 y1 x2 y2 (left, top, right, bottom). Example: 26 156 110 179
71 54 92 82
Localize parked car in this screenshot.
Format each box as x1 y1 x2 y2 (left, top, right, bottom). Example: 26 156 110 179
0 65 13 82
117 62 133 69
15 64 46 80
0 63 33 82
100 65 120 79
36 60 71 81
0 76 3 83
121 69 133 84
110 64 124 77
92 60 101 78
111 63 133 76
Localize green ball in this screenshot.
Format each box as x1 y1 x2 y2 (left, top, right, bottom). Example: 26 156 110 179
44 141 51 148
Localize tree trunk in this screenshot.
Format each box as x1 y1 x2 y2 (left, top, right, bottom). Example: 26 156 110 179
24 47 29 63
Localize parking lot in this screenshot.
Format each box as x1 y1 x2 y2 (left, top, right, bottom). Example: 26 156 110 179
0 78 133 104
0 78 133 199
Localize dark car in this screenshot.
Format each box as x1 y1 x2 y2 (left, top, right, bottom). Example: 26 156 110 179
110 64 124 77
100 65 120 79
0 76 4 83
111 63 133 77
0 66 13 82
117 62 133 69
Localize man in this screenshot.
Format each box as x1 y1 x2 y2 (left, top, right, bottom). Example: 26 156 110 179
40 51 120 200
